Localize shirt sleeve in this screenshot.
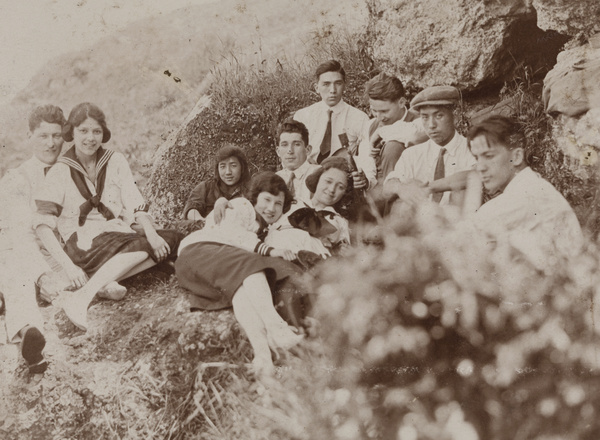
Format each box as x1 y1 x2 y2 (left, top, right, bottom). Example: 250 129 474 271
33 164 67 231
182 181 209 218
385 150 414 184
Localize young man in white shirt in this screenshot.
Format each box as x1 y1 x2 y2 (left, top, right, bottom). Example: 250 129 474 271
0 105 67 373
465 115 582 270
294 60 371 166
275 119 320 203
384 85 475 207
358 72 428 187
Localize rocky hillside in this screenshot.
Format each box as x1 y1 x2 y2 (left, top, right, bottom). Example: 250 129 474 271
0 0 367 183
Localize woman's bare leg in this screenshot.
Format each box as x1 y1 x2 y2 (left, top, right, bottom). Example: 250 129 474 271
239 272 303 351
232 285 274 377
61 251 151 330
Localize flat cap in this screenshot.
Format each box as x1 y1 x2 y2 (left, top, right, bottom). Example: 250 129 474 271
410 85 460 109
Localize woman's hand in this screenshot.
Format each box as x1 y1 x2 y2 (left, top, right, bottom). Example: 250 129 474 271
147 232 171 262
270 248 296 261
65 263 89 290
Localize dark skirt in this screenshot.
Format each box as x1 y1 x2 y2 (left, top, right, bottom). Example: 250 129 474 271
175 241 302 311
65 229 183 275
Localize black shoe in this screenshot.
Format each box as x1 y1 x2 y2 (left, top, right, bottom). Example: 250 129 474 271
21 326 48 374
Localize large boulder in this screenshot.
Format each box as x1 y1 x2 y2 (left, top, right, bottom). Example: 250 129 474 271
366 0 568 91
533 0 600 37
543 42 600 168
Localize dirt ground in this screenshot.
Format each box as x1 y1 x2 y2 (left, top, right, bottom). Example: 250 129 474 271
0 267 253 440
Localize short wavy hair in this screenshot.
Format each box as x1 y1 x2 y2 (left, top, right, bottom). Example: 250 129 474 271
305 156 354 210
247 171 293 214
276 118 309 146
365 72 406 102
467 115 525 152
315 59 346 82
28 105 66 132
62 102 111 143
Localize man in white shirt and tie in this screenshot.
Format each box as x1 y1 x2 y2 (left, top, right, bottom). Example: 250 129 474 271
384 85 475 206
294 60 371 159
275 119 320 203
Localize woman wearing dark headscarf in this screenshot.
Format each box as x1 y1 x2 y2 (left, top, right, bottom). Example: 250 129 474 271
182 145 251 221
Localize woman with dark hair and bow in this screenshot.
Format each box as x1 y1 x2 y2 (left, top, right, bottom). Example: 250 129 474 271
266 156 352 257
182 144 251 221
176 171 303 377
34 102 182 331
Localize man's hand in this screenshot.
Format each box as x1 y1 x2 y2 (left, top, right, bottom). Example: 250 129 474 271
213 198 233 225
370 136 384 158
352 171 368 190
147 232 171 262
65 263 89 290
398 180 431 206
270 248 296 261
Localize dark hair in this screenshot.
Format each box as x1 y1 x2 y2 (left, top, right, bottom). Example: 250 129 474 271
305 157 354 210
277 119 309 147
28 105 66 132
315 59 346 82
467 115 525 152
365 72 406 102
247 171 293 214
62 102 111 143
214 144 251 188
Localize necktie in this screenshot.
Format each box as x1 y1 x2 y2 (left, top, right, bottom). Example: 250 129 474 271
44 166 51 176
288 171 296 199
431 147 446 203
317 109 333 164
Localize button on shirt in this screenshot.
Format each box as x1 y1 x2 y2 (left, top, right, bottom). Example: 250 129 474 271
385 132 476 205
294 100 370 163
277 161 320 204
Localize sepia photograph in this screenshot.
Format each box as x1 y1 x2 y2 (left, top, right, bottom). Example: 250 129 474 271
1 0 600 438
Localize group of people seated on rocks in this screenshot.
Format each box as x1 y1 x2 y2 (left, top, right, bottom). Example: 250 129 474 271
0 59 583 377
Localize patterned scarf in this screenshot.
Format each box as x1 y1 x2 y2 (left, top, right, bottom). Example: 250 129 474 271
59 146 115 226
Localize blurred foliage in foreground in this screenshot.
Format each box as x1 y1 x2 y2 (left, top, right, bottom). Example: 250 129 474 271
249 203 600 440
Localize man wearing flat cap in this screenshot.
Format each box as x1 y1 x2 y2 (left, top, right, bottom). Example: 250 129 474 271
383 85 475 206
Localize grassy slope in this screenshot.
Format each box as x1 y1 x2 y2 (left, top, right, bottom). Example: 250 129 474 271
0 0 366 184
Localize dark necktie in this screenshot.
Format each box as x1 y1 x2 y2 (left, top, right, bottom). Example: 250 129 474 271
288 171 296 199
317 109 333 164
431 147 446 203
44 166 51 176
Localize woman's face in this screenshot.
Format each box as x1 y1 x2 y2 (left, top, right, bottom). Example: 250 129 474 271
73 117 104 158
254 191 285 224
312 167 347 208
218 156 242 186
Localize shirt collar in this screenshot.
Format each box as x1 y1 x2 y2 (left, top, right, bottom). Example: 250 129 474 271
305 195 340 214
319 99 346 115
501 166 534 196
29 155 53 170
433 131 461 156
289 160 313 179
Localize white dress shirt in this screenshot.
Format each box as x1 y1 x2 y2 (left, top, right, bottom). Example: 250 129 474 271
277 160 320 204
472 167 583 270
294 100 370 162
385 132 476 205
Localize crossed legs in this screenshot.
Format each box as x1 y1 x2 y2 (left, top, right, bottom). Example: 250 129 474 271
61 251 155 330
232 271 303 377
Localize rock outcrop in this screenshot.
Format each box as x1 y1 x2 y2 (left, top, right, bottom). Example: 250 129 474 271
366 0 569 91
533 0 600 37
543 41 600 167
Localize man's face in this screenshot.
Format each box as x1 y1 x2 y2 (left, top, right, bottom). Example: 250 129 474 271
316 71 345 107
419 106 455 147
277 132 310 171
29 121 64 165
470 134 522 194
369 98 405 126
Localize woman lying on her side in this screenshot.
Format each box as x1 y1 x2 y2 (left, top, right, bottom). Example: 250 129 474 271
175 172 303 377
182 144 251 221
266 156 352 258
35 102 182 331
